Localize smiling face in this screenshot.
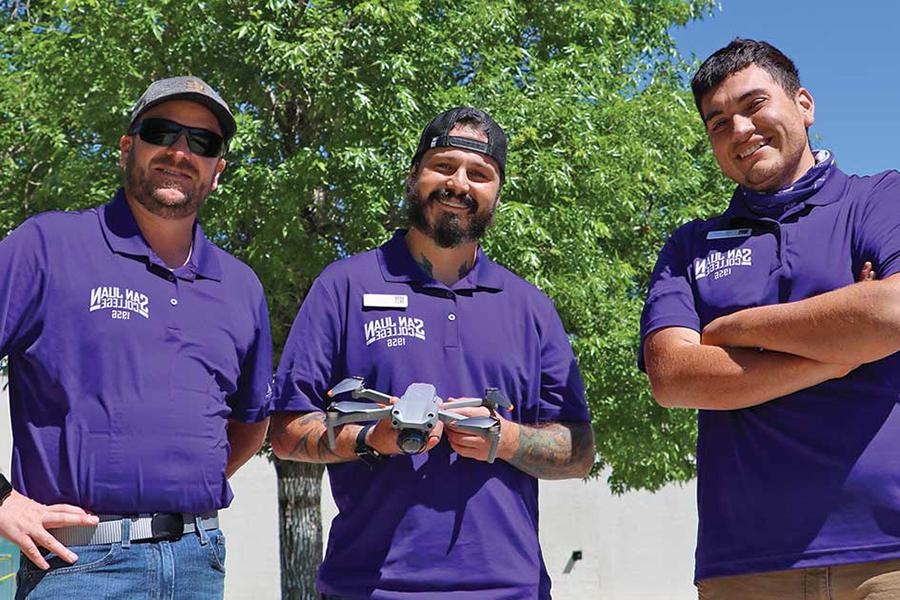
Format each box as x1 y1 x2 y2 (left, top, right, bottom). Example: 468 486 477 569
406 125 502 248
119 99 226 220
701 64 815 193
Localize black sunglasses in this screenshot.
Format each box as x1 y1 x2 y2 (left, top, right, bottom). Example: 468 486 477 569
129 117 226 158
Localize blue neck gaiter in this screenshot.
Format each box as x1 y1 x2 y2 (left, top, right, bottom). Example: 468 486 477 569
738 150 835 218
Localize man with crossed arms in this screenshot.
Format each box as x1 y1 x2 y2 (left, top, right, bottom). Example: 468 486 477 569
641 39 900 598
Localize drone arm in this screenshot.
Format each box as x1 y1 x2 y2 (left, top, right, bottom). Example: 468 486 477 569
354 388 394 404
441 398 484 410
486 432 499 464
437 409 468 423
327 407 393 429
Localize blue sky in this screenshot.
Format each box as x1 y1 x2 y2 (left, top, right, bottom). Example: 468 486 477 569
672 2 899 176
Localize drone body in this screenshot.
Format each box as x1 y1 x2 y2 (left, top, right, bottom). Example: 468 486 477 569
325 377 511 462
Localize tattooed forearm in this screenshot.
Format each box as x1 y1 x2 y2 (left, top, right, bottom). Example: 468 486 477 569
271 412 355 464
505 421 595 480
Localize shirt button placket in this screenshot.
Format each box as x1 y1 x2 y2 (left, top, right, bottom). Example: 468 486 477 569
166 273 181 330
444 291 459 349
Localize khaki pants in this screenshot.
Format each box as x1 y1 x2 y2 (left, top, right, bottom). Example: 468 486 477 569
697 559 900 600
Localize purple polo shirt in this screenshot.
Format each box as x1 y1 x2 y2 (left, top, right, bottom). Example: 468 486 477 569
275 230 589 599
639 157 900 580
0 189 272 514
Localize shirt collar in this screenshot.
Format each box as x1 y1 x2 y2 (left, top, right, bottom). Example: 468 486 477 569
376 229 504 291
99 188 222 281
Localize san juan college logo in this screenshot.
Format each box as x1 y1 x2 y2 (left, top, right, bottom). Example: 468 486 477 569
89 285 150 320
364 315 426 348
694 248 753 281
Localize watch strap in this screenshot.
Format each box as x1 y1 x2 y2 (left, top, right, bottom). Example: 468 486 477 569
0 474 13 504
355 423 385 468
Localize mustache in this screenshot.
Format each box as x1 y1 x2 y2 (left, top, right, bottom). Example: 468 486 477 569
150 157 198 178
428 189 477 213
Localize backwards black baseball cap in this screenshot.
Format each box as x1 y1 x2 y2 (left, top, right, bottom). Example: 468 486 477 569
129 76 236 141
411 107 508 180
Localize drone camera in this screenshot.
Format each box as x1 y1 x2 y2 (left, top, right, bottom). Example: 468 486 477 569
398 429 427 454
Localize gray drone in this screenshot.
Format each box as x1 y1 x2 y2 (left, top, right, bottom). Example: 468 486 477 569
325 377 512 463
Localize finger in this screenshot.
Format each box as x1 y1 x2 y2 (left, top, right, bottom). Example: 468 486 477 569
17 537 50 570
44 504 96 516
43 512 100 528
34 531 77 564
425 421 444 452
860 261 874 282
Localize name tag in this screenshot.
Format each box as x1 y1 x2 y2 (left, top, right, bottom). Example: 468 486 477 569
706 228 752 240
363 294 408 309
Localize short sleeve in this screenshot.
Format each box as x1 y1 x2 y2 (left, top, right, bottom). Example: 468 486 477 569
227 289 274 423
854 172 900 279
536 297 590 423
0 219 47 358
638 229 700 372
273 276 342 413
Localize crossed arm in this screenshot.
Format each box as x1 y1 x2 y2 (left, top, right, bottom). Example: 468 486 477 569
270 408 595 480
702 273 900 364
644 266 899 410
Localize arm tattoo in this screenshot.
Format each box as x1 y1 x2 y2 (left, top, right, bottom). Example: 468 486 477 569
273 412 351 464
416 254 434 278
506 421 595 480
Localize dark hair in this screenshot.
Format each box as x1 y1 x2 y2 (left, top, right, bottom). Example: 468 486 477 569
691 38 801 118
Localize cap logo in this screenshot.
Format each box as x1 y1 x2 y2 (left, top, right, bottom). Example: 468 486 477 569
184 79 207 93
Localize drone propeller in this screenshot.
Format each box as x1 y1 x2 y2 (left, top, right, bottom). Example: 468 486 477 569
328 377 365 398
330 400 387 413
483 388 513 411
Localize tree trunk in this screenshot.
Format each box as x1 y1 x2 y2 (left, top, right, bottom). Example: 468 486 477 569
275 458 325 600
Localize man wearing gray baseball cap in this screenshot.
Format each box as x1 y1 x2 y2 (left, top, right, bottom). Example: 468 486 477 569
0 76 272 598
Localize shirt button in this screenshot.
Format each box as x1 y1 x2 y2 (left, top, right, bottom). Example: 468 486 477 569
167 274 175 282
170 298 178 306
448 313 456 321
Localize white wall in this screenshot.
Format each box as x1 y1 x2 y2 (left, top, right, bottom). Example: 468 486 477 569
224 458 699 600
0 385 698 599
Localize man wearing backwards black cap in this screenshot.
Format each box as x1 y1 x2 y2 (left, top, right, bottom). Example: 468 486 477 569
0 76 272 598
271 107 594 599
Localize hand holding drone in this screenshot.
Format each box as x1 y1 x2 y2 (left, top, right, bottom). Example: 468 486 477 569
325 377 513 463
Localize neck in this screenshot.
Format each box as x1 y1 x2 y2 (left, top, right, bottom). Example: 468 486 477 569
405 228 477 286
124 192 195 269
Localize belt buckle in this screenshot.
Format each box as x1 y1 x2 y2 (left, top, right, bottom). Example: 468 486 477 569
150 513 184 541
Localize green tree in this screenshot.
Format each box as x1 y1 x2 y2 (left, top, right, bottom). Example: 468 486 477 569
0 1 731 597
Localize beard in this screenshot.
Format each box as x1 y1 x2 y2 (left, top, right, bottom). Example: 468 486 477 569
124 150 212 219
405 180 496 248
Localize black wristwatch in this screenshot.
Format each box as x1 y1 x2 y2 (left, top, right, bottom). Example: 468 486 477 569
0 474 13 505
355 423 385 468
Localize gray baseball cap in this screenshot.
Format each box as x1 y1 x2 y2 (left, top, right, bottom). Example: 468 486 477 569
129 76 236 140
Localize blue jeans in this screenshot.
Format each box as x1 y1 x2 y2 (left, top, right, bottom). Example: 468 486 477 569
15 518 225 599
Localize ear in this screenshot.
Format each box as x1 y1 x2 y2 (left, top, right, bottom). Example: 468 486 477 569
210 158 227 192
119 135 133 169
405 164 418 191
796 87 815 129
